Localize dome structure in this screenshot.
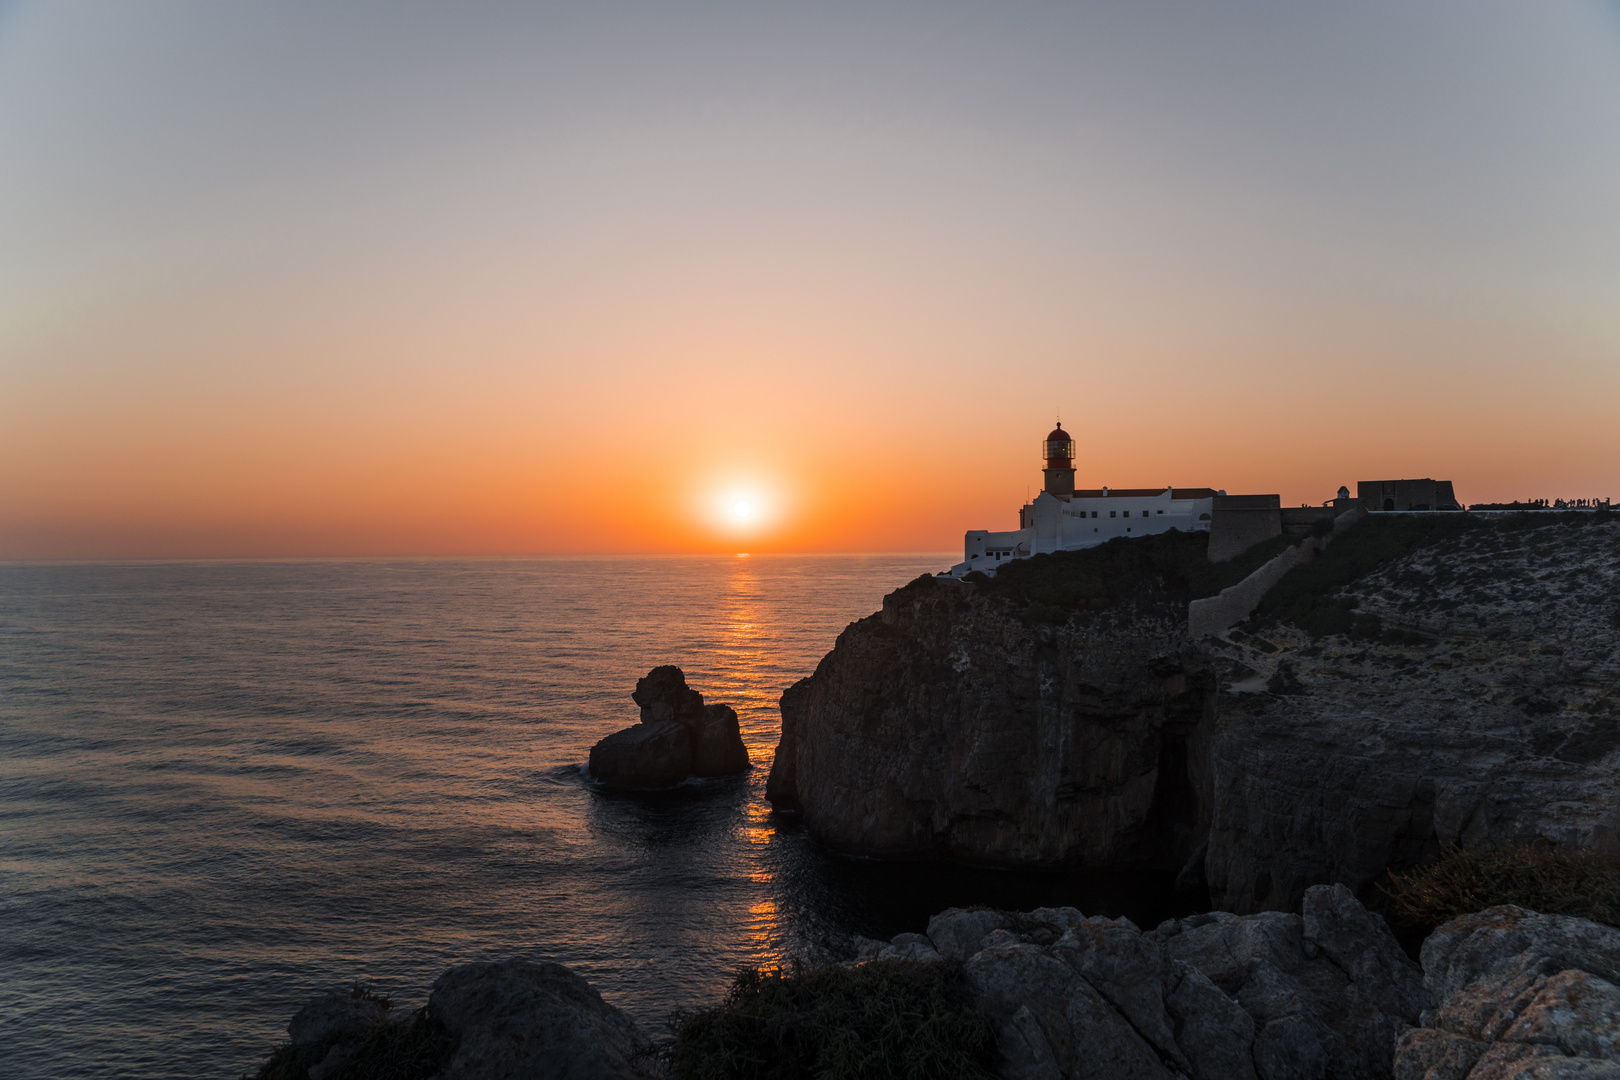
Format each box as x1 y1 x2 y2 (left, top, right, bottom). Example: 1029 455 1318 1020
1042 420 1076 498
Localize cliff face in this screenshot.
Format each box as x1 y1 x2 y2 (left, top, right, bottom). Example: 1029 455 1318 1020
1203 517 1620 912
768 516 1620 910
768 574 1216 871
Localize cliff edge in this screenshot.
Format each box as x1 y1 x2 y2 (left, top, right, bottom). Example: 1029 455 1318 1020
767 514 1620 912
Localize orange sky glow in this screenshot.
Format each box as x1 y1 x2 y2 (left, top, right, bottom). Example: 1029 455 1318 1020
2 3 1618 559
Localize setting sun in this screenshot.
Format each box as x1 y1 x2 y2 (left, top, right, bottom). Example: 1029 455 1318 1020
733 500 753 519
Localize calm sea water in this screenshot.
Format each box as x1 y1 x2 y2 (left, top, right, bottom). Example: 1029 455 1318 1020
0 556 1191 1079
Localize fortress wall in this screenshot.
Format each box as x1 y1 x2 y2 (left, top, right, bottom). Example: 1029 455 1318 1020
1208 508 1283 563
1281 506 1336 534
1189 539 1318 638
1188 508 1364 638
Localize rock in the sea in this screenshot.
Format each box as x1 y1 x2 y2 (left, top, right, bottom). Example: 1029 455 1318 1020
589 666 749 788
427 958 651 1080
287 987 388 1048
767 516 1620 914
1395 905 1620 1080
632 665 705 725
588 720 693 788
863 884 1425 1080
690 703 749 777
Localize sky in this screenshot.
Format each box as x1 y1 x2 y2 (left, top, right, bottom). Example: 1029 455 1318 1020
2 1 1618 558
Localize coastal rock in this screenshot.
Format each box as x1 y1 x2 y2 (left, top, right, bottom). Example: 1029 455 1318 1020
1396 907 1620 1080
927 908 1013 961
287 987 388 1048
767 516 1620 912
427 958 650 1080
860 885 1421 1080
632 665 705 725
587 720 692 788
589 667 748 788
690 703 750 777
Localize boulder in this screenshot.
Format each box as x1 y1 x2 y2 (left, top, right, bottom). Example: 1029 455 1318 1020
927 908 1014 962
632 665 705 725
427 958 650 1080
588 721 692 787
287 987 388 1048
590 667 749 787
1396 906 1620 1080
1052 916 1187 1070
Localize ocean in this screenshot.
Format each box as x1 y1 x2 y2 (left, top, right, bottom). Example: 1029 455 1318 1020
0 555 1188 1079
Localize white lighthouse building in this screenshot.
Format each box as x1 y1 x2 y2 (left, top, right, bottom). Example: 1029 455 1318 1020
949 423 1222 577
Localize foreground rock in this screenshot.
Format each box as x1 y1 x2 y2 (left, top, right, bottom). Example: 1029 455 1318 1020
588 666 749 788
856 883 1426 1080
767 516 1620 910
1396 906 1620 1080
428 960 651 1079
271 959 651 1080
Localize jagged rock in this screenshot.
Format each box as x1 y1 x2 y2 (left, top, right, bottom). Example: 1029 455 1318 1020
591 667 748 787
587 721 692 788
1166 961 1258 1080
1051 916 1187 1070
927 908 1013 961
865 885 1419 1080
964 941 1173 1080
427 959 650 1080
1161 885 1425 1079
632 665 705 725
287 988 388 1047
1396 907 1620 1080
1303 883 1429 1021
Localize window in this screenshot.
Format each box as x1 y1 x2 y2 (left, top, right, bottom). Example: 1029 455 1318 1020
1092 511 1098 518
1157 510 1164 515
1123 510 1130 517
1110 511 1116 518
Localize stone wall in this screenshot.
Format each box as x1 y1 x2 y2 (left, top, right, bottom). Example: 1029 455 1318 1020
1188 508 1363 639
1208 508 1282 563
1188 540 1318 639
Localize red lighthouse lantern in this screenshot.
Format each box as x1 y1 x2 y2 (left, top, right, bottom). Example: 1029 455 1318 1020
1042 421 1076 499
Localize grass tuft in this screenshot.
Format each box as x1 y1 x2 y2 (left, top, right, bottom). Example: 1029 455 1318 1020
667 959 998 1080
1383 843 1620 930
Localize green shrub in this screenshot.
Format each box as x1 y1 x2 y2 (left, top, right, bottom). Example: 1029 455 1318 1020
667 960 998 1080
1383 843 1620 929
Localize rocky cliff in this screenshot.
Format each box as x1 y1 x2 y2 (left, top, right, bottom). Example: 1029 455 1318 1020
767 515 1620 912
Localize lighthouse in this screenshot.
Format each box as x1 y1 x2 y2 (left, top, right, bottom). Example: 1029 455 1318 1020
1042 423 1075 499
949 419 1226 576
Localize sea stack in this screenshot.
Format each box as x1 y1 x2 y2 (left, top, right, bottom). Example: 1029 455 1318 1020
588 666 750 788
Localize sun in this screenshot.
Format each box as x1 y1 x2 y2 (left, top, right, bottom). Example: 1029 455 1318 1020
732 500 754 519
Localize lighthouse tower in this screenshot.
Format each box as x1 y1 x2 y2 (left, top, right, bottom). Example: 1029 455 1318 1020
1042 422 1075 499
